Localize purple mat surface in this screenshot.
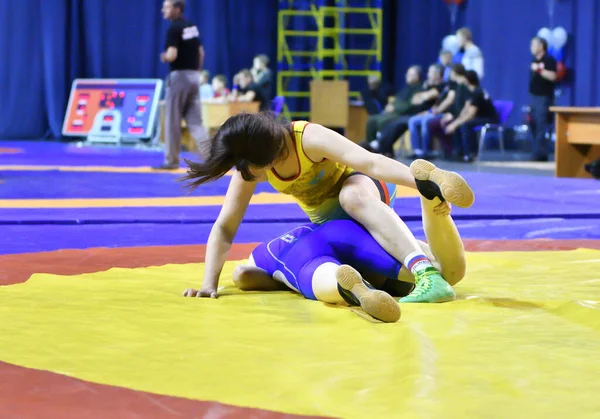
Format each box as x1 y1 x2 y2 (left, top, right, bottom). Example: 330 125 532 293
0 203 600 225
2 141 600 223
2 218 599 255
1 140 198 167
1 169 598 218
0 170 274 199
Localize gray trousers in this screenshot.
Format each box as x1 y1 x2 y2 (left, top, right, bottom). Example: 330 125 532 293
164 70 208 165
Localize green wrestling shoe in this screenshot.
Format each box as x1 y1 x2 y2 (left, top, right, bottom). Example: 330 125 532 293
399 267 456 303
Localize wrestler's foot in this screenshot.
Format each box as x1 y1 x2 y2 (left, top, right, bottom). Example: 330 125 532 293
399 267 456 303
410 159 475 208
336 265 401 323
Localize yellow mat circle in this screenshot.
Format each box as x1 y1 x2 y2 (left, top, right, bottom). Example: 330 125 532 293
1 249 599 418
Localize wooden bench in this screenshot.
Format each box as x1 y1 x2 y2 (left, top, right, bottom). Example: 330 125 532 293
551 107 600 178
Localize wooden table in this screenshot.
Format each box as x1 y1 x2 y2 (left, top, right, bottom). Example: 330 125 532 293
346 104 369 143
202 101 260 132
551 107 600 178
158 101 260 152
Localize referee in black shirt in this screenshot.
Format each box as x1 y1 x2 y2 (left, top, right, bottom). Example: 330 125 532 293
529 36 557 162
157 0 208 170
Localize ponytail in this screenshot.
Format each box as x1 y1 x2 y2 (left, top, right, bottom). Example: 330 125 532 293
182 112 290 190
182 157 233 191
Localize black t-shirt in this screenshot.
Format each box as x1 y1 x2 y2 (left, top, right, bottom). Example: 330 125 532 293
451 83 471 117
393 84 422 115
369 83 395 107
421 82 447 111
470 87 498 121
240 83 267 111
529 53 557 97
434 81 456 107
361 82 394 114
376 83 396 104
165 18 201 72
254 69 273 102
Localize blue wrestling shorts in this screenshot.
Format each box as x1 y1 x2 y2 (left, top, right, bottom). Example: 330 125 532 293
250 219 404 300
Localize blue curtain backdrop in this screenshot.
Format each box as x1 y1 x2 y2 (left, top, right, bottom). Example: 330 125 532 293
381 0 454 86
0 0 598 139
460 0 600 123
383 0 600 125
0 0 278 139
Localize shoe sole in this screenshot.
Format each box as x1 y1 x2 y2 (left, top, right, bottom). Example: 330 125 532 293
400 292 456 304
336 265 401 323
410 159 475 208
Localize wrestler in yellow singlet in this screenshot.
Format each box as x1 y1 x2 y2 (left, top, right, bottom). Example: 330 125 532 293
182 112 474 303
266 121 398 224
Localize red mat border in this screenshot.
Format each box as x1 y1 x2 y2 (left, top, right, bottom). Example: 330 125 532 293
3 239 600 287
0 361 330 419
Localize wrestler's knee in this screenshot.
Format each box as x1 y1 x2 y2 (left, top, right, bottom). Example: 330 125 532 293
232 264 255 290
443 260 466 286
418 240 465 285
339 184 374 217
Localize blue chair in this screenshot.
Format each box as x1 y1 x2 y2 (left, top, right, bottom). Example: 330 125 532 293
477 100 514 156
271 96 285 117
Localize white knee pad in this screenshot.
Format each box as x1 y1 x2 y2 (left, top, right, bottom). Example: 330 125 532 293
311 262 345 304
247 253 257 267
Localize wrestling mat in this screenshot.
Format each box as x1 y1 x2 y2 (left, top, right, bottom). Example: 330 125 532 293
1 142 599 419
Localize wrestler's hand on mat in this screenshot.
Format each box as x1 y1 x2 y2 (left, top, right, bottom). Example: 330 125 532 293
433 201 452 216
182 287 218 298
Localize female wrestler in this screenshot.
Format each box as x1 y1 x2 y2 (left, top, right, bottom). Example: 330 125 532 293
182 113 473 302
183 194 465 323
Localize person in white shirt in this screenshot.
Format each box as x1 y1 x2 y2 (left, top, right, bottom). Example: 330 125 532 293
456 27 484 80
199 70 214 100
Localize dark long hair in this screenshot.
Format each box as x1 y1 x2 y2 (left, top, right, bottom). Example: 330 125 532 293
182 112 290 190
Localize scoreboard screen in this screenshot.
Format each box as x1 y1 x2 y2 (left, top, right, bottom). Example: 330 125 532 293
62 79 163 138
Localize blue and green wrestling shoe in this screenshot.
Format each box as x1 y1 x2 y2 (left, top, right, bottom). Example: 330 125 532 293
399 267 456 303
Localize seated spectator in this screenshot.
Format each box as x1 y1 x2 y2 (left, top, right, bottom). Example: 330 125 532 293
199 70 214 100
439 50 453 82
251 54 273 103
363 65 422 145
211 74 230 100
456 27 484 79
426 65 470 158
231 69 268 111
408 63 466 159
372 64 446 157
360 75 395 115
443 70 498 162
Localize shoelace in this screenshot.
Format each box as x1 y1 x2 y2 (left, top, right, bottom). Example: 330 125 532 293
411 271 436 297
